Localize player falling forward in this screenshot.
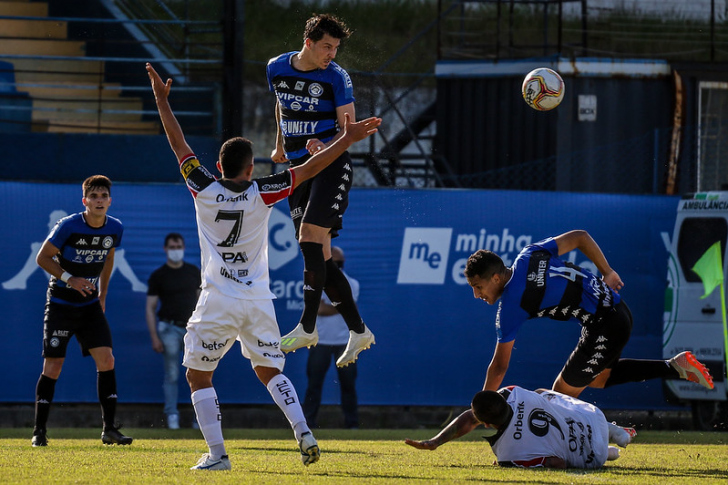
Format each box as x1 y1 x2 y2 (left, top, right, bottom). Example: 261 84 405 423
147 62 380 470
466 230 714 398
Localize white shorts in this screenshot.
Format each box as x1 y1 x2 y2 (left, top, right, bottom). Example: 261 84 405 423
183 287 285 372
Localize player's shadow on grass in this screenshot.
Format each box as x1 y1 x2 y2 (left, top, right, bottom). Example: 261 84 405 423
239 445 368 456
607 466 727 480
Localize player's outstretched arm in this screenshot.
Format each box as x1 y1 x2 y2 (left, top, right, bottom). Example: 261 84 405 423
405 409 481 451
290 112 381 189
146 63 193 161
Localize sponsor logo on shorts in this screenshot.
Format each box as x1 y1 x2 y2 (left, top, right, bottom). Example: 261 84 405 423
201 355 221 363
202 339 229 351
263 352 284 359
52 330 69 337
258 340 279 348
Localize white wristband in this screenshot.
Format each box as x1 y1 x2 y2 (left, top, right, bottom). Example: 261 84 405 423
60 271 72 283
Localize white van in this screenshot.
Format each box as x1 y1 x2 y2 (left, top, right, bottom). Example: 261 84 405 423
663 192 727 429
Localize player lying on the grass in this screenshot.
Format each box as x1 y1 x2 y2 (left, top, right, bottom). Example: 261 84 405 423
405 386 635 469
466 230 714 398
147 62 380 470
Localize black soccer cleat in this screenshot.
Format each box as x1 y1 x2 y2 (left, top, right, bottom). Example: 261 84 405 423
101 425 133 445
31 429 48 447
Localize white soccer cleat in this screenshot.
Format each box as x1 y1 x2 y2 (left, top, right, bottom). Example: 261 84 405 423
336 325 375 368
608 422 636 448
607 445 621 461
280 323 319 353
190 453 231 471
669 351 714 389
298 431 320 466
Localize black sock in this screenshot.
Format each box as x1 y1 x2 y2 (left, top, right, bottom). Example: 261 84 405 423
324 258 365 333
604 359 678 388
300 242 325 334
34 374 57 432
97 369 118 429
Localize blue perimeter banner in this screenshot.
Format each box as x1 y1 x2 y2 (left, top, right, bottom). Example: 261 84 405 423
0 181 679 410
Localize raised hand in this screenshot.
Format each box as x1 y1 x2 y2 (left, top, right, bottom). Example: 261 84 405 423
342 112 381 143
146 63 172 103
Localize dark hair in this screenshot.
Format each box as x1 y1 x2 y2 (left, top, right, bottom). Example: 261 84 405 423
303 13 351 42
464 250 506 280
472 391 510 427
165 232 184 246
218 137 253 178
82 175 112 197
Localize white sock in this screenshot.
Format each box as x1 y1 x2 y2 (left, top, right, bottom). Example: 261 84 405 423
191 387 226 459
266 373 310 441
607 445 620 461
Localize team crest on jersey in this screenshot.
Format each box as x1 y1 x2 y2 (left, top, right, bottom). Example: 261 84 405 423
308 83 323 97
102 236 114 249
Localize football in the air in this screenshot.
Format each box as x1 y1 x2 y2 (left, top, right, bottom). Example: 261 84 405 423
521 67 565 111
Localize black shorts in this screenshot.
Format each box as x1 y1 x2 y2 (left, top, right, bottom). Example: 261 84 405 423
288 151 352 239
560 301 633 388
42 301 113 358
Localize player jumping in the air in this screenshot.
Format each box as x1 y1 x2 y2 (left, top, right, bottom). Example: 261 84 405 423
266 14 374 367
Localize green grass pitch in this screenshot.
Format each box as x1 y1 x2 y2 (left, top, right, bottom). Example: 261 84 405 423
2 428 727 484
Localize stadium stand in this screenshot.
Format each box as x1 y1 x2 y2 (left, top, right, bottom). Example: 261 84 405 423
0 0 158 134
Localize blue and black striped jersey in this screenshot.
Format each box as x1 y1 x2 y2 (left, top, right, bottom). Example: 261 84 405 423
266 51 355 160
496 237 620 343
46 212 123 305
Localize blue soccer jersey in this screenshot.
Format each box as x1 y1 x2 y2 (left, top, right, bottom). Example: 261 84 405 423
266 51 355 160
496 237 621 343
46 212 123 305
